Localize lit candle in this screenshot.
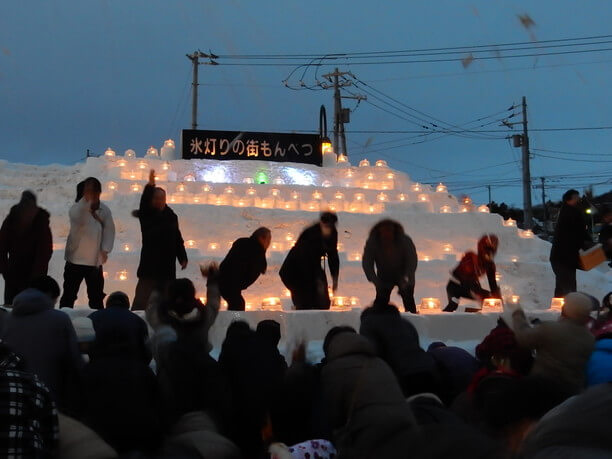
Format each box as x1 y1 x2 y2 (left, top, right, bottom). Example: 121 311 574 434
202 184 212 193
418 194 429 202
375 159 387 167
478 205 490 213
386 172 394 180
412 183 421 192
177 183 186 193
224 186 235 195
246 187 256 196
107 181 117 191
117 159 126 167
440 205 451 213
312 191 322 200
322 180 332 188
122 243 131 252
208 242 219 251
398 193 407 202
377 192 388 202
137 160 148 170
104 147 116 157
334 192 345 200
436 183 447 193
184 174 195 182
131 183 141 193
359 159 370 167
550 297 564 310
185 240 196 248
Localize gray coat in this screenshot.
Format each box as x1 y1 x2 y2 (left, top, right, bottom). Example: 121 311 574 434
1 289 84 407
512 309 594 393
321 332 416 458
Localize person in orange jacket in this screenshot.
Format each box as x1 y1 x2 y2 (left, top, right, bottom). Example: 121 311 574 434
443 234 500 312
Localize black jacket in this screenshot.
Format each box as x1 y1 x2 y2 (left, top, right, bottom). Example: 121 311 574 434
0 205 52 280
279 223 339 288
362 232 418 285
88 306 150 363
550 203 591 268
135 184 187 280
600 223 612 259
219 236 266 291
360 306 436 380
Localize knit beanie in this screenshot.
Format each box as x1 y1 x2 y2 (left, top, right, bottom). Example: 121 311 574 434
562 292 594 325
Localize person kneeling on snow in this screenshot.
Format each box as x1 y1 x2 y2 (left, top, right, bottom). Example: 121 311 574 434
443 234 500 312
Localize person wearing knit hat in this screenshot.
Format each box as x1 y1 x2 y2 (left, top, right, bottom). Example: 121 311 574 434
510 291 595 396
562 292 595 325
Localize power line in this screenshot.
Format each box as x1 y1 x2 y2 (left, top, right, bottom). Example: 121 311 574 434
532 147 611 158
532 152 612 163
214 47 612 67
216 34 612 58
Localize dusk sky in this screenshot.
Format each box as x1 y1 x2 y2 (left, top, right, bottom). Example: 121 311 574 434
1 0 611 206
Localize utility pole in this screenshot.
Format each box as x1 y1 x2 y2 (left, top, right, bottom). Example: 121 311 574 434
186 50 218 130
486 185 492 205
540 177 548 222
521 96 533 228
321 68 366 158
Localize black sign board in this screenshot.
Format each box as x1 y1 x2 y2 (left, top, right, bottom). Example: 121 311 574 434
182 129 322 166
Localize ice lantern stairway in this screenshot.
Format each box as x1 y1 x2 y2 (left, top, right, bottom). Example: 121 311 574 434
74 153 608 311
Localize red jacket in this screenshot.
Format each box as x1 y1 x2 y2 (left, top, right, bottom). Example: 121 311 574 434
452 251 499 298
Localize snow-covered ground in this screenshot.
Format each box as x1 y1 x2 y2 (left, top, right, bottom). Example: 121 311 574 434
0 153 609 350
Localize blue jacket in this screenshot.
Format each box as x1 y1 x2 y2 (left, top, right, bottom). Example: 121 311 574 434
587 338 612 386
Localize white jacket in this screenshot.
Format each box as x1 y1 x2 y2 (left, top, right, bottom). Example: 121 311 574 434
65 198 115 267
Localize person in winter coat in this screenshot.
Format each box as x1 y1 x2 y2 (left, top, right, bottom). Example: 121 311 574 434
219 320 287 457
81 340 162 454
362 219 418 313
219 227 271 311
443 234 500 312
519 383 612 458
0 342 59 458
1 288 84 412
321 329 416 458
510 291 595 395
599 206 612 266
280 212 339 310
427 342 480 406
586 328 612 387
359 303 438 397
132 169 188 310
88 291 150 363
60 178 115 309
550 189 592 297
0 190 53 305
146 263 220 357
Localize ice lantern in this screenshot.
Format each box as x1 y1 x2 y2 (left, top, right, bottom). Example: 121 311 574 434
145 146 159 158
124 149 136 158
420 298 441 313
160 139 176 160
482 298 503 312
104 147 116 157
